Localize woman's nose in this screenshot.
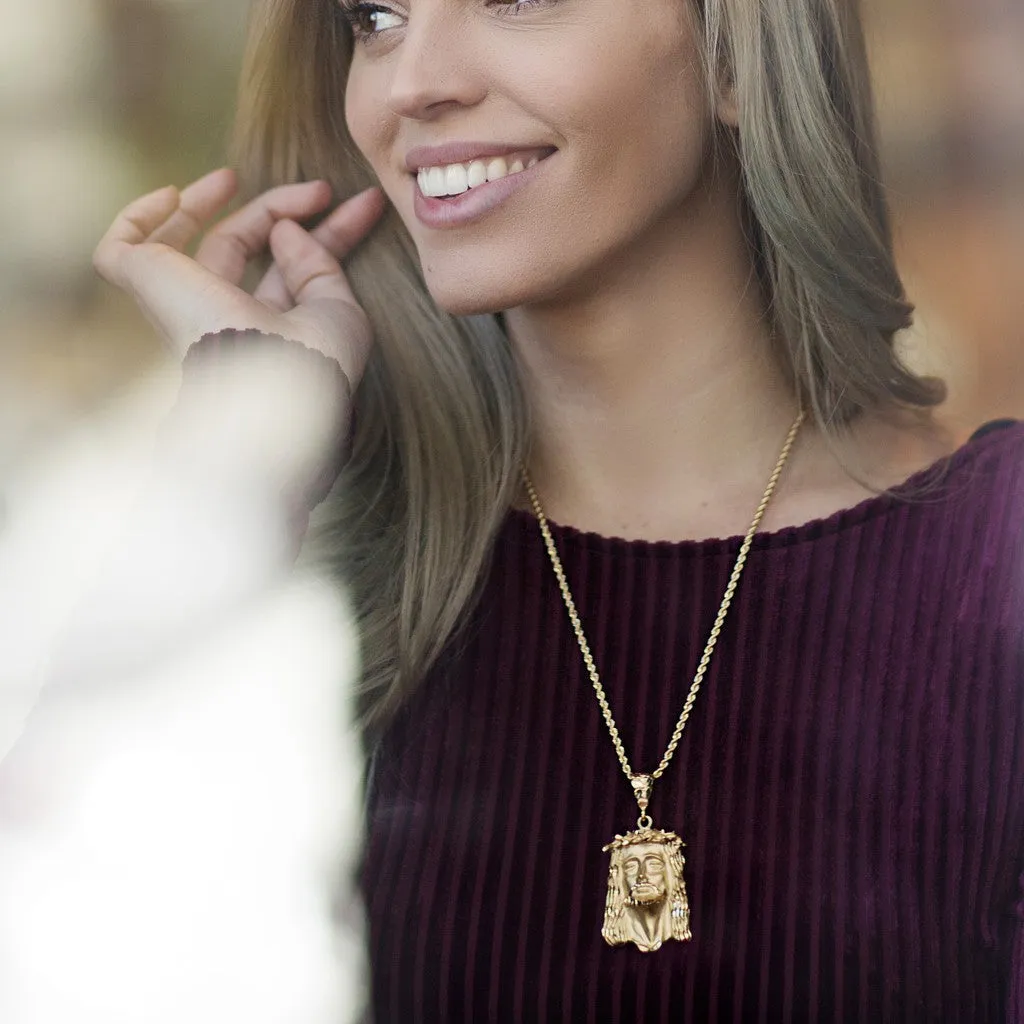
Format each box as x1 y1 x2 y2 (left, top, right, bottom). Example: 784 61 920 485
386 7 487 120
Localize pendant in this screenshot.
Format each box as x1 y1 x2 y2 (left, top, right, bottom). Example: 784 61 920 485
601 775 692 952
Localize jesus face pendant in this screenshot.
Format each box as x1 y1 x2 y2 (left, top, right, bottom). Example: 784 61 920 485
601 827 692 952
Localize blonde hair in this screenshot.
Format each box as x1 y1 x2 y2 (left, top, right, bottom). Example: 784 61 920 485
232 0 943 729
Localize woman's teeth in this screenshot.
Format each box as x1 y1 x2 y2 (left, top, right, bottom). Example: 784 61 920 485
417 154 541 198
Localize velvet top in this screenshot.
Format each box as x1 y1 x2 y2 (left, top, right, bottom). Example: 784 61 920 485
364 421 1024 1022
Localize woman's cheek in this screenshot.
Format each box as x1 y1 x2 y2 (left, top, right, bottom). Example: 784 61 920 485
344 70 387 175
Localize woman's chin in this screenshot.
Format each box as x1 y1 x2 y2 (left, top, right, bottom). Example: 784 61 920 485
430 292 506 318
425 282 513 318
422 267 557 318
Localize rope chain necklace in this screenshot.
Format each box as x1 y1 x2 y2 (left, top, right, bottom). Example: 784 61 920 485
520 411 805 953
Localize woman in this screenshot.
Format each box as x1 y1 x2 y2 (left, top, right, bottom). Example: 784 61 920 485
93 0 1024 1018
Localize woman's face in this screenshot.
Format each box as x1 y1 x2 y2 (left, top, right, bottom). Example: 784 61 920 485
343 0 718 315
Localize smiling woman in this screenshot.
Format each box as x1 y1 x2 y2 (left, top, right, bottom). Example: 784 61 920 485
343 0 723 314
91 0 1024 1018
231 0 945 725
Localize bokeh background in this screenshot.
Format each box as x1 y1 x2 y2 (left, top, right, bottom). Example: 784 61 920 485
1 0 1022 461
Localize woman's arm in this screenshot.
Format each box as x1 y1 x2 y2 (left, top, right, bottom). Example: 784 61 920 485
0 169 385 1022
0 364 368 1021
37 326 352 693
33 168 383 692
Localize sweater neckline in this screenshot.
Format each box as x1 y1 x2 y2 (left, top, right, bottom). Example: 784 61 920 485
504 419 1021 559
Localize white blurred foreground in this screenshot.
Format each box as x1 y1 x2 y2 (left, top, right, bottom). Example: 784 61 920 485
0 352 367 1023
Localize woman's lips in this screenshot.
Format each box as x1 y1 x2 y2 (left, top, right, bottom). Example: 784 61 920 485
411 152 554 229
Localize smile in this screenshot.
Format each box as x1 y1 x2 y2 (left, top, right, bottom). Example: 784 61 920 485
410 147 556 229
415 148 550 199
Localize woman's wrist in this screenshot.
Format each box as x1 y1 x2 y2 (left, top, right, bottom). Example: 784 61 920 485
165 328 354 515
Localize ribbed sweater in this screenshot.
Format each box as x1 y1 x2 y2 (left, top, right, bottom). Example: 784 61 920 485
364 421 1024 1023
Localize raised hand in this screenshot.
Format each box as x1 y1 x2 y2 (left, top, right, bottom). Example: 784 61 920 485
92 168 385 390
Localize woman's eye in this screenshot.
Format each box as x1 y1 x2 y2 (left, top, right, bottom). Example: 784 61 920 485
339 2 404 41
339 0 550 41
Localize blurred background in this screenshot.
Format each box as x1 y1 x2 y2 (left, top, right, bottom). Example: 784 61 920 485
0 0 1022 461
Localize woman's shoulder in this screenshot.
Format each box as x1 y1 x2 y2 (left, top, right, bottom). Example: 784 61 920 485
772 415 1024 546
882 417 1024 553
774 417 1024 553
867 417 1024 529
925 417 1024 497
966 418 1021 444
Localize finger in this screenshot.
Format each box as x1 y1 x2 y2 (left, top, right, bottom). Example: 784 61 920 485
192 180 334 286
93 186 180 287
146 168 238 251
302 186 386 264
253 187 385 311
267 220 356 308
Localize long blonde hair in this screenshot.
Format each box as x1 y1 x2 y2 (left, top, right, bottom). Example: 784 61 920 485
232 0 943 729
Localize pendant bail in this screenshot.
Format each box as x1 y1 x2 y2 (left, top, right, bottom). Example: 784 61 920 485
631 774 654 829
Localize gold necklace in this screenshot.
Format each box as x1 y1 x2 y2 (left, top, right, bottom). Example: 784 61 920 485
520 411 804 953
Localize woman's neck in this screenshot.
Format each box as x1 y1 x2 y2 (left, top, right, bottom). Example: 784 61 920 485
504 186 955 543
505 186 805 540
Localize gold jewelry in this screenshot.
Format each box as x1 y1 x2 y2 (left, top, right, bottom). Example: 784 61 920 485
520 411 805 953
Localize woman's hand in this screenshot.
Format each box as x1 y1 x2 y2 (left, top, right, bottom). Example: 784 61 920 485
92 168 385 390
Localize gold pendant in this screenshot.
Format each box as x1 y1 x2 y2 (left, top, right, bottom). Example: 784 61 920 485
601 776 692 952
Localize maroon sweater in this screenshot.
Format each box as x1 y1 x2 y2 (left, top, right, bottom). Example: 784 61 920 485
364 421 1024 1022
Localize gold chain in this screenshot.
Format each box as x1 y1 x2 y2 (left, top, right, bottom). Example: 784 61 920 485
520 411 804 789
